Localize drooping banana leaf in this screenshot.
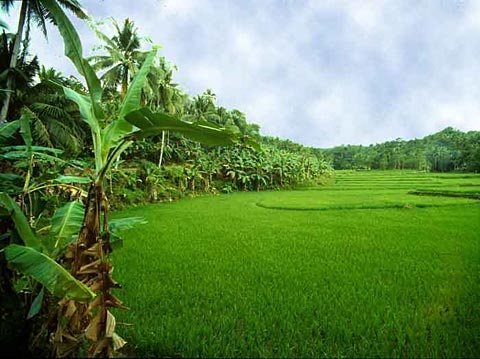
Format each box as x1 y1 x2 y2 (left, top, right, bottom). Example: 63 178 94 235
4 244 95 302
62 88 101 135
27 287 44 319
41 0 104 120
0 18 8 30
0 120 20 141
0 192 42 251
54 175 92 184
51 201 85 249
107 217 147 250
108 217 147 236
124 108 238 146
1 145 63 154
1 150 70 165
45 79 101 174
0 174 24 181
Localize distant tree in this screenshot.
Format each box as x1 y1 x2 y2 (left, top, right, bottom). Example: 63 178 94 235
89 18 145 98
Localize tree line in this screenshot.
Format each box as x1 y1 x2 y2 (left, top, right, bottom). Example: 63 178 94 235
0 15 332 207
0 2 330 357
319 127 480 172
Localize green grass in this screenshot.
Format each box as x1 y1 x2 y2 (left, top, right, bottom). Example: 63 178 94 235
111 170 480 358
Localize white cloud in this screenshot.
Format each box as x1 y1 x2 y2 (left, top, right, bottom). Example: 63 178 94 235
342 0 386 33
183 62 224 94
4 0 480 148
162 0 199 16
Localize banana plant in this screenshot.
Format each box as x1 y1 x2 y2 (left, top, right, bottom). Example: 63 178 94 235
41 1 246 356
0 192 95 314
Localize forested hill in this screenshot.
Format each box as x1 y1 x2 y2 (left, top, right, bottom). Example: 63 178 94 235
318 127 480 172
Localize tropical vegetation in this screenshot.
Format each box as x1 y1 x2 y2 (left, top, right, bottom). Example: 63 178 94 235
0 1 478 358
320 127 480 172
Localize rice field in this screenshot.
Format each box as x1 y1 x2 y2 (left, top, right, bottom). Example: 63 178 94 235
111 170 480 358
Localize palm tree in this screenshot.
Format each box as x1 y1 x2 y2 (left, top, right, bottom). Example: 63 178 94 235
0 31 40 110
0 0 88 123
187 89 217 121
89 17 150 169
29 66 88 154
89 18 146 98
1 30 87 154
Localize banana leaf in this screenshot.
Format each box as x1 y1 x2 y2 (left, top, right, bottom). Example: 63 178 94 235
0 174 23 181
0 192 42 251
27 287 44 319
108 217 147 250
51 201 85 249
54 175 91 184
1 145 63 154
0 120 19 141
124 108 238 146
108 217 147 236
4 244 95 302
41 0 104 120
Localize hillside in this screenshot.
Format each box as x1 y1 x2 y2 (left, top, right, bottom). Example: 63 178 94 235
319 127 480 172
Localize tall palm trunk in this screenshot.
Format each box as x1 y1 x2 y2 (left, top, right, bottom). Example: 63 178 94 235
158 130 165 167
121 68 129 99
0 0 28 123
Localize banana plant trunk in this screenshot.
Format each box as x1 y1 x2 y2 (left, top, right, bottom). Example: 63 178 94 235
207 173 212 191
54 182 126 357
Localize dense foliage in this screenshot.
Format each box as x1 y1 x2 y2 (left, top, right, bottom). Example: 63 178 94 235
320 127 480 172
0 1 477 357
0 17 332 207
0 3 331 357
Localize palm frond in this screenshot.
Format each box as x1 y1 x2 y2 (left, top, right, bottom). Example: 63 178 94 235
58 0 89 20
46 118 83 153
30 0 49 38
31 102 68 119
0 17 8 31
0 0 15 13
32 115 54 148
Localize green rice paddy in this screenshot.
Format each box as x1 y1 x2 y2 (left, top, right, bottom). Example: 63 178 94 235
112 170 480 358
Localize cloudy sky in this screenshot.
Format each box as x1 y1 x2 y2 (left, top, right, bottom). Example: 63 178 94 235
4 0 480 147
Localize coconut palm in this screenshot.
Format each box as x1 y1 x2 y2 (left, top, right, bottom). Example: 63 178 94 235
0 0 88 123
0 30 40 112
1 30 87 153
187 89 217 121
29 66 88 154
89 18 146 98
